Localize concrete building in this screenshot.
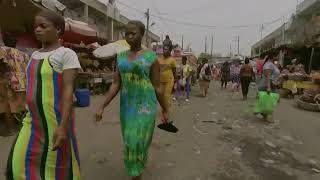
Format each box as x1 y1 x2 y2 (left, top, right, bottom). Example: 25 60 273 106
59 0 160 45
251 0 320 65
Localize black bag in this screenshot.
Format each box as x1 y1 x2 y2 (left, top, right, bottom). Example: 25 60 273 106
202 65 211 81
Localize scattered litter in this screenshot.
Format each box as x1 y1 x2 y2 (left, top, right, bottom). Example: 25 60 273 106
211 112 218 115
216 119 226 124
222 125 233 130
311 168 320 173
97 157 108 164
233 147 242 155
260 158 275 164
265 141 277 148
193 125 209 135
308 159 320 168
193 146 201 155
232 125 242 129
282 135 294 141
202 120 216 123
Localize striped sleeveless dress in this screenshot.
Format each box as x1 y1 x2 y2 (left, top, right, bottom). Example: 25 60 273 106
117 50 157 177
6 57 80 180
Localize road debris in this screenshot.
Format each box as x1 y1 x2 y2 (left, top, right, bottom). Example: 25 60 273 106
193 125 209 135
311 168 320 173
265 141 277 148
260 158 275 164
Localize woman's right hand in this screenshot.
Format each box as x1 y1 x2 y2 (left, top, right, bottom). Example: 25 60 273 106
95 107 104 123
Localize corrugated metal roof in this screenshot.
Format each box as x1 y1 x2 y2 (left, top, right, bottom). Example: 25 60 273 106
32 0 66 12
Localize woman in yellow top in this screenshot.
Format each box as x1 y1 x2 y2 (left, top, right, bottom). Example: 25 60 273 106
182 56 193 102
158 45 176 121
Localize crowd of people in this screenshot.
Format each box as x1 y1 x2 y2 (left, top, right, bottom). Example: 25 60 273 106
1 8 293 180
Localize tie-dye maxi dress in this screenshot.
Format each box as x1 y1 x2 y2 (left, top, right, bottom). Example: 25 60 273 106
117 50 157 177
6 57 80 180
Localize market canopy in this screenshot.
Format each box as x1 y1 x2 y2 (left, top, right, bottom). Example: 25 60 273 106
63 18 99 44
0 0 65 32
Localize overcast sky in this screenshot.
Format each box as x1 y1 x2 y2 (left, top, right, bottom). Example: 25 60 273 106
115 0 300 56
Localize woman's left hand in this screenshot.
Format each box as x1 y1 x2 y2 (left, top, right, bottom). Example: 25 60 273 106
52 126 68 151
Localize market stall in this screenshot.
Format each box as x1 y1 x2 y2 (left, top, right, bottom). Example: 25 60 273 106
0 46 29 123
66 42 115 96
296 72 320 112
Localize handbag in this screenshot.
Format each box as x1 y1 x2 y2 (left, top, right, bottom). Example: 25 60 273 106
255 91 280 115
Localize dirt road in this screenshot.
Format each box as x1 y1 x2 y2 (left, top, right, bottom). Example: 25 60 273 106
1 81 320 180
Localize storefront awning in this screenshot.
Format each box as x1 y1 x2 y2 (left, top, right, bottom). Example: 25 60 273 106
63 18 99 44
0 0 65 32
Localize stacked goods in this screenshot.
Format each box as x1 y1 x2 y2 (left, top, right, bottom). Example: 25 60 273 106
301 88 320 103
288 72 309 81
296 71 320 112
279 69 290 83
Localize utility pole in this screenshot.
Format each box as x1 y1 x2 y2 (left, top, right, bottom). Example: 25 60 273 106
182 35 184 50
259 24 264 57
237 36 240 55
281 16 286 66
145 8 150 48
282 16 286 44
211 35 214 57
205 36 207 54
230 43 232 57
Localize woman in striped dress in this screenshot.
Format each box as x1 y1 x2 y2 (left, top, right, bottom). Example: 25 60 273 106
6 10 81 179
95 21 168 180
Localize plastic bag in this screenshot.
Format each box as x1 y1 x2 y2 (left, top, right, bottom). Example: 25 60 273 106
255 91 280 115
179 78 186 87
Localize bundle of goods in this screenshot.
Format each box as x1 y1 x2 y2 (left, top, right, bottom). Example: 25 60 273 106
311 72 320 84
279 69 290 81
288 72 309 81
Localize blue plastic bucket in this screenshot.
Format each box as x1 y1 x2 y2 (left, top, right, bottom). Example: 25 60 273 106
75 89 90 107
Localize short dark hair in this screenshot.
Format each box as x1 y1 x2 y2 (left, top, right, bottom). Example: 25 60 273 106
182 56 187 61
36 10 65 36
127 20 145 36
245 58 250 64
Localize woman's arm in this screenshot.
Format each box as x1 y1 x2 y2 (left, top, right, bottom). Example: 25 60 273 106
251 66 256 80
264 69 272 91
95 68 121 121
52 69 77 151
150 60 168 113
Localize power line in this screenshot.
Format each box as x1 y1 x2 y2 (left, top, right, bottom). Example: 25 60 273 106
117 0 286 30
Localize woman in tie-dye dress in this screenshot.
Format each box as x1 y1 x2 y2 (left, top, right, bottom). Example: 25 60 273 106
6 10 81 180
95 21 168 180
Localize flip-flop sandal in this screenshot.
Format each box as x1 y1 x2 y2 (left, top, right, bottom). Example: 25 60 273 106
157 121 179 133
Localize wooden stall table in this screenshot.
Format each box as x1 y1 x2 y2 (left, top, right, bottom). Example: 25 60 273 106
283 80 320 90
